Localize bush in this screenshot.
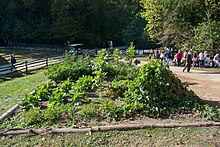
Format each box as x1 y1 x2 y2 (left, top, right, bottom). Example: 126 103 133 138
101 60 214 118
46 55 93 83
122 60 203 117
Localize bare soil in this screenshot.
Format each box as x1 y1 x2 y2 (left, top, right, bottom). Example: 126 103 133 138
170 66 220 108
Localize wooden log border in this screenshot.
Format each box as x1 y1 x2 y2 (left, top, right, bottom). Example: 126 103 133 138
1 122 220 136
0 104 19 123
0 90 35 123
1 90 220 136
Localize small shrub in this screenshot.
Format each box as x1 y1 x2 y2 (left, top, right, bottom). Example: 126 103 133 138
43 104 67 123
46 55 93 82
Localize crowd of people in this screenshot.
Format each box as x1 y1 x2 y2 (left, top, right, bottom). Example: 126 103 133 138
152 47 220 72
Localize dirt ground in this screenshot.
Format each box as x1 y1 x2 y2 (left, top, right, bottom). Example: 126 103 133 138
170 66 220 108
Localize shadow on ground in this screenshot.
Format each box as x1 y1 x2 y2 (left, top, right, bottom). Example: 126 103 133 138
0 55 9 65
182 82 198 86
0 69 40 83
204 100 220 109
192 71 220 74
0 70 24 82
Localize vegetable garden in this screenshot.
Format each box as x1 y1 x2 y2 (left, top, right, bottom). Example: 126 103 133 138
1 47 220 129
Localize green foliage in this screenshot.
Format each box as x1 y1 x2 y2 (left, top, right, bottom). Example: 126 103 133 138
102 60 219 119
49 79 72 105
20 107 43 126
92 49 109 91
70 76 93 105
202 104 220 120
20 81 55 110
77 102 100 119
20 94 40 110
193 19 220 51
44 104 67 123
99 99 124 120
104 80 130 99
125 45 135 66
140 0 219 48
46 55 93 83
4 48 220 129
0 0 147 47
122 60 203 117
112 48 122 65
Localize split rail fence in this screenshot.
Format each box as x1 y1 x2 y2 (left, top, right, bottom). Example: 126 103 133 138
0 56 64 75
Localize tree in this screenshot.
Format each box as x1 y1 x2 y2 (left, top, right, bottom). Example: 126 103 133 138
193 19 220 51
140 0 211 48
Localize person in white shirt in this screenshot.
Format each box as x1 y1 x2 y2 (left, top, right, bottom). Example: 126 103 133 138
213 54 220 67
198 51 204 67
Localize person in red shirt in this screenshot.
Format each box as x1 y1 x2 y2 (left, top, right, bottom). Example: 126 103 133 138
176 50 183 67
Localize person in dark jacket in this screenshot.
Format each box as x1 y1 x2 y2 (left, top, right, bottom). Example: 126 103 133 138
10 54 16 70
183 50 192 72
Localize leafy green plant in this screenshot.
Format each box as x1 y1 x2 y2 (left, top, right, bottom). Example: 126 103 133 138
46 55 93 82
103 80 130 99
43 104 67 123
20 81 55 110
20 94 40 110
92 49 109 91
125 45 135 66
70 76 93 105
49 89 68 105
202 104 220 120
99 99 124 120
20 107 43 126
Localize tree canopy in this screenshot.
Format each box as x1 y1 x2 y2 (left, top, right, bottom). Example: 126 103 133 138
0 0 151 48
0 0 219 50
140 0 220 51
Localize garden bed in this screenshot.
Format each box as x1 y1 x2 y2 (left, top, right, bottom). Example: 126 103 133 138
1 47 220 130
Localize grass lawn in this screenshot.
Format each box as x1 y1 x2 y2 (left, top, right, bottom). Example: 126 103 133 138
0 48 64 65
0 70 48 116
0 127 220 146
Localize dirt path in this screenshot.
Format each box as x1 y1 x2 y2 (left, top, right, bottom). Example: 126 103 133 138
170 66 220 108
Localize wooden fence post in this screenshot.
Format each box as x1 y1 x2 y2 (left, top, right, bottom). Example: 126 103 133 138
25 61 28 74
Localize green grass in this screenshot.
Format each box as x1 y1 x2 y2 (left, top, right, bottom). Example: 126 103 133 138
0 127 220 146
0 70 48 116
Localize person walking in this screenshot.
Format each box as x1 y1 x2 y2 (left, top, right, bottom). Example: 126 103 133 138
10 54 16 70
183 50 193 72
176 50 182 67
164 47 170 65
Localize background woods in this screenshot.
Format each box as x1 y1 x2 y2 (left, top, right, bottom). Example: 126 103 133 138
0 0 150 48
0 0 219 51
